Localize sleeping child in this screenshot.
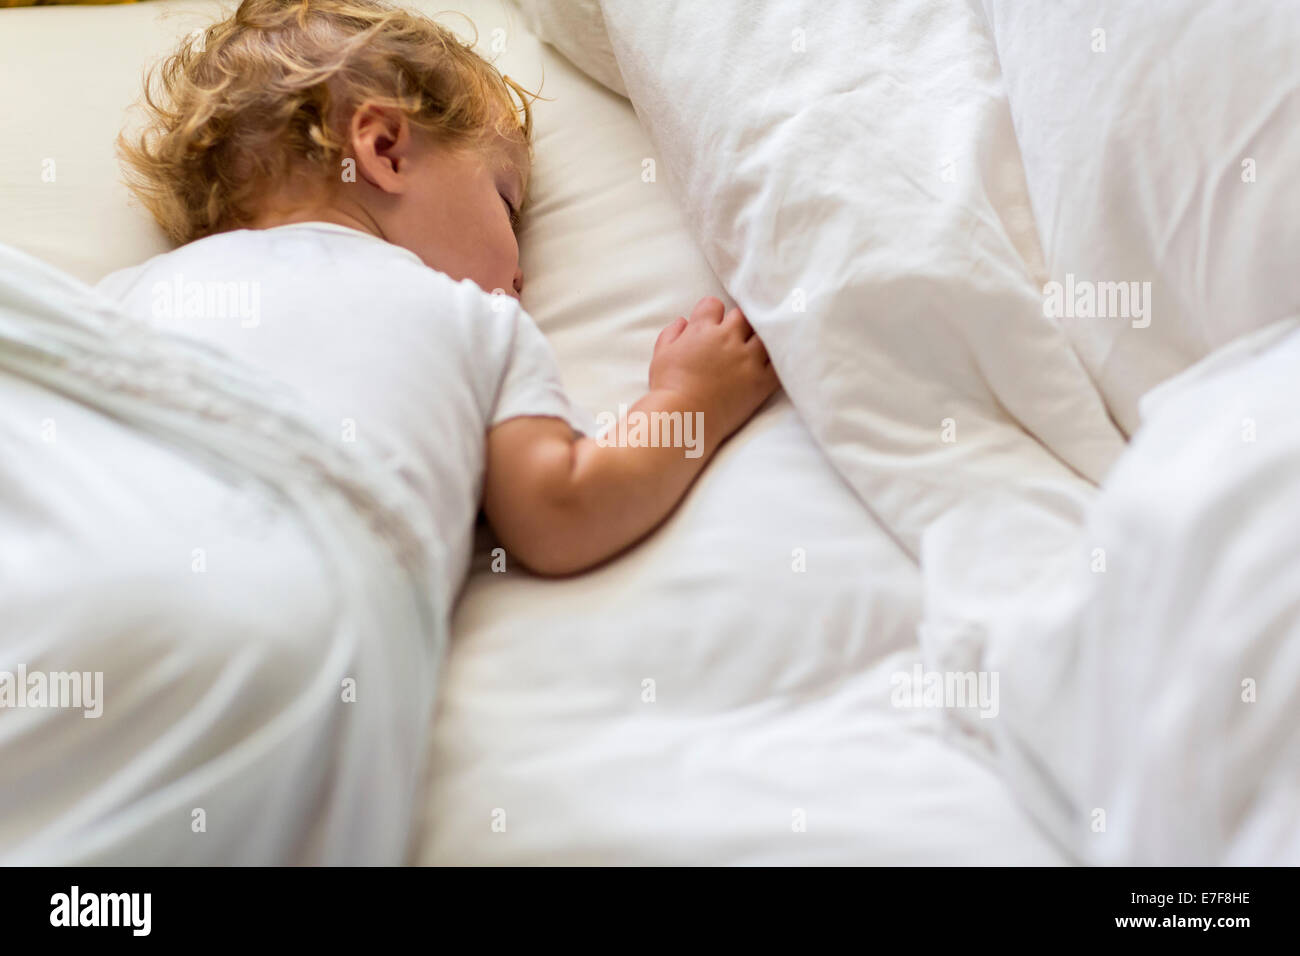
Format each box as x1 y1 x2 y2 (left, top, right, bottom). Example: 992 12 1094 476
98 0 777 604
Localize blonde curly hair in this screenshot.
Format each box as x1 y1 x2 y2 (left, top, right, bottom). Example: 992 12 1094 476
120 0 536 243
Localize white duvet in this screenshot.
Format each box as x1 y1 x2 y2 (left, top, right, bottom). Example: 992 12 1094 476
597 0 1126 557
922 320 1300 865
983 0 1300 435
0 243 443 864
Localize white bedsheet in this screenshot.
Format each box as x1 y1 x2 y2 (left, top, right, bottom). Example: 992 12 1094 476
416 397 1063 864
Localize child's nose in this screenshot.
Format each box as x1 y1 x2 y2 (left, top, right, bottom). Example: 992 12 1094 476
512 268 524 296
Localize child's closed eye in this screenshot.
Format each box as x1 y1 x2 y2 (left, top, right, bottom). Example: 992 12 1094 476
501 192 520 230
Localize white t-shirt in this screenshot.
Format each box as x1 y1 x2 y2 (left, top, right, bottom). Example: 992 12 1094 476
97 222 589 607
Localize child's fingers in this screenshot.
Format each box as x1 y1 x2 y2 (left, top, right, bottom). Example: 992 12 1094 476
723 307 756 340
690 296 725 323
745 327 770 361
655 315 688 349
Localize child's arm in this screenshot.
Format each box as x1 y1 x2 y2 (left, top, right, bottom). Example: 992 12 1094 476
483 297 779 576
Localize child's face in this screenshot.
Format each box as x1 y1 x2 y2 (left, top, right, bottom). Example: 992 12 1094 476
388 132 527 299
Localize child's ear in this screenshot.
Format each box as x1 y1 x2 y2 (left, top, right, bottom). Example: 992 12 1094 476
348 102 412 193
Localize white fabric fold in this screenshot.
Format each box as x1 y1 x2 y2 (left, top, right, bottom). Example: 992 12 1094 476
0 243 445 864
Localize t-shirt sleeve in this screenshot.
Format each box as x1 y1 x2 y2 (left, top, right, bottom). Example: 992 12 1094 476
488 299 592 436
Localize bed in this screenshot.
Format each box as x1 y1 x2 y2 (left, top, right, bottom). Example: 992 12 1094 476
1 0 1294 865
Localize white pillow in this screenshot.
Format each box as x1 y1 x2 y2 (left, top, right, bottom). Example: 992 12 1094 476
596 0 1126 553
0 2 203 281
509 0 626 97
983 0 1300 434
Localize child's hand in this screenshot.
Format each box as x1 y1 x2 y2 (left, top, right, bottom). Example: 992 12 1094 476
484 296 779 576
649 297 779 442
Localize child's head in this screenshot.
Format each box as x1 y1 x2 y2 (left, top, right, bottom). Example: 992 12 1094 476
121 0 536 296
